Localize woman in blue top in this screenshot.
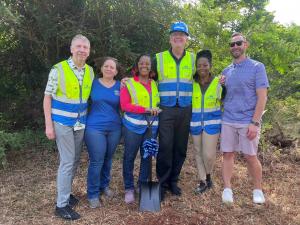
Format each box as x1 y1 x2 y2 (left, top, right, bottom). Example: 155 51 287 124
85 57 122 208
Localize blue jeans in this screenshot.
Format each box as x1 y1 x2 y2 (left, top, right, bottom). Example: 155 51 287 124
85 128 121 200
123 126 150 190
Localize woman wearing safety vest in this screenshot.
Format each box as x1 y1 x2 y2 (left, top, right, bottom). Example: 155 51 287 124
84 57 122 208
190 50 225 194
120 54 161 204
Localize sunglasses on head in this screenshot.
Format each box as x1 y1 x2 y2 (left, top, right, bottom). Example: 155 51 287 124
229 40 244 47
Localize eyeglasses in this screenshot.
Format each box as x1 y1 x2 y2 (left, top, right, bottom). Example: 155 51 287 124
229 41 244 47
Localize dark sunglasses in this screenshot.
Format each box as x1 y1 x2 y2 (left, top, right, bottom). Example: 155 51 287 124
229 40 244 47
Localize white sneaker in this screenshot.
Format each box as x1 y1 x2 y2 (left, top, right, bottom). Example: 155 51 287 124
222 188 234 203
253 189 265 204
124 189 135 204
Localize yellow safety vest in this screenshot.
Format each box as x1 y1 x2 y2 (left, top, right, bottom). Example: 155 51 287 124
54 60 94 103
156 50 195 107
51 60 94 126
126 78 160 108
123 78 160 134
190 77 222 135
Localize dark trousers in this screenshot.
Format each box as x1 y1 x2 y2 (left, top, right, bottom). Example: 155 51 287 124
156 105 192 186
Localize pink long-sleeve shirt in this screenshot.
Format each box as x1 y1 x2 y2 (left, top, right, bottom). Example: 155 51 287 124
120 76 152 114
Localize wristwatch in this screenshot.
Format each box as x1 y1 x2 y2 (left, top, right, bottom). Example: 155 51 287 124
250 120 260 127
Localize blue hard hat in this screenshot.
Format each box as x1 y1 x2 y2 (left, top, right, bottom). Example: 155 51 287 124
170 21 189 36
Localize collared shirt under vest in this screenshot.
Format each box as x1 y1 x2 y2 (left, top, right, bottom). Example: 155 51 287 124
190 77 222 135
51 60 94 126
156 50 195 107
123 77 160 135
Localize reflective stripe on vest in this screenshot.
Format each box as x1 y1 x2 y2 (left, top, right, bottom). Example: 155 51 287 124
126 79 139 104
192 107 220 113
156 50 195 107
124 114 159 126
190 119 222 127
51 60 94 126
159 78 192 84
190 77 222 135
160 91 192 97
52 96 87 104
52 108 87 118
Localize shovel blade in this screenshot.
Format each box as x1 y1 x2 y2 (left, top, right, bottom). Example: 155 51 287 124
139 181 161 212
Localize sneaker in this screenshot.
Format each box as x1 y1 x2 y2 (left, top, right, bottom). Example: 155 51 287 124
206 180 213 189
68 194 79 208
169 183 182 196
88 198 101 208
124 189 135 204
55 205 80 220
253 189 265 204
222 188 234 204
102 187 114 198
194 181 207 194
206 174 212 188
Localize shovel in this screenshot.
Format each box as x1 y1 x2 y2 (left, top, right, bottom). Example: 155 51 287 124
139 114 161 212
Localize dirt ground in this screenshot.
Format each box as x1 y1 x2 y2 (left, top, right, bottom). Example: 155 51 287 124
0 140 299 225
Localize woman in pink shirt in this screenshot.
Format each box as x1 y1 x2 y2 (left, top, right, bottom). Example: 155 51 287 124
120 54 160 204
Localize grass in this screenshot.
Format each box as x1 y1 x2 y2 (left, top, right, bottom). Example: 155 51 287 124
0 140 299 225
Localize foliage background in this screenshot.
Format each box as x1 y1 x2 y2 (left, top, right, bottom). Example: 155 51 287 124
0 0 299 165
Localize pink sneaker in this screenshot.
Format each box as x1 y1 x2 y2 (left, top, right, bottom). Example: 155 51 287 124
124 189 135 204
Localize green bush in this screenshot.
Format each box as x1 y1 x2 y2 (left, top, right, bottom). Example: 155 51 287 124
0 129 55 167
0 131 22 166
264 97 300 139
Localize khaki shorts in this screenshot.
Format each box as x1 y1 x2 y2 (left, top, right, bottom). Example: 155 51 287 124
220 123 260 156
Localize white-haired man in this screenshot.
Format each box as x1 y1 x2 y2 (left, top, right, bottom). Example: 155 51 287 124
43 34 94 220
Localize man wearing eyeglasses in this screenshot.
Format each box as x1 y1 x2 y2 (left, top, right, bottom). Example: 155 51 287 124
220 32 269 204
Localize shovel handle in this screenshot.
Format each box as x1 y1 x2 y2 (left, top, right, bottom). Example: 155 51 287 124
143 112 160 183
